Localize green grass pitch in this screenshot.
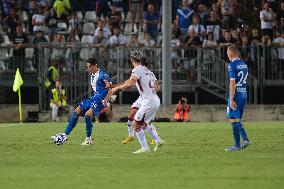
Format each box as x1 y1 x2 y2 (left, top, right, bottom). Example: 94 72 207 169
0 122 284 189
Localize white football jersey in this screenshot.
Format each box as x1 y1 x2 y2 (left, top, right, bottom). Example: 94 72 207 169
131 65 158 98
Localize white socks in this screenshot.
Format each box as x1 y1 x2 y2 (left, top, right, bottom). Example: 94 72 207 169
145 124 161 142
127 120 135 137
135 129 149 150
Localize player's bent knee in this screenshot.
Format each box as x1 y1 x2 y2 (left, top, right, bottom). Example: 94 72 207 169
75 106 81 115
85 109 93 119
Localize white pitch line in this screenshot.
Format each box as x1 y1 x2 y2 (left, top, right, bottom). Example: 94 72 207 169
0 123 21 128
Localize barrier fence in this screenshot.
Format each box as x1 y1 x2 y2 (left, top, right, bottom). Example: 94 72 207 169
1 43 284 109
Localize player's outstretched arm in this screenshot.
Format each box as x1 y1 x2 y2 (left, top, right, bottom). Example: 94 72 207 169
103 80 126 89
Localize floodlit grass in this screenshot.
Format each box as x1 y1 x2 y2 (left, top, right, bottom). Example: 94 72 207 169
0 122 284 189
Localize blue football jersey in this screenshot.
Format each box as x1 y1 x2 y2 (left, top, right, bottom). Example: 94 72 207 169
79 69 111 117
90 69 111 98
227 58 248 119
228 59 248 99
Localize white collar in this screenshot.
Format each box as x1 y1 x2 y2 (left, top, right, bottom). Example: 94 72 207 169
231 57 240 62
92 69 100 76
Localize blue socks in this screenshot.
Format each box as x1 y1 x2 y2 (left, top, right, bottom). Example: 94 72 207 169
231 122 241 148
64 111 79 135
85 115 93 137
231 122 249 148
239 122 249 141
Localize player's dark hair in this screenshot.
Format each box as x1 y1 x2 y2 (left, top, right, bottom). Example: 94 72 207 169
87 58 98 66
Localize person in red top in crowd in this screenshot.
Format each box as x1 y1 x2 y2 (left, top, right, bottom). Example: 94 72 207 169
174 97 191 122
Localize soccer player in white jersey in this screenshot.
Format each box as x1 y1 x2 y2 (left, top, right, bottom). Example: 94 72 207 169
106 49 165 153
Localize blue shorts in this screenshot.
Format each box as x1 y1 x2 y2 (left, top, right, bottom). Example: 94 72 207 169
226 96 247 119
79 95 104 117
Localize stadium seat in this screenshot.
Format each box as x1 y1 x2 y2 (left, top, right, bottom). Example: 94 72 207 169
57 22 68 35
19 11 29 23
81 35 94 43
0 24 4 34
80 34 94 62
25 48 35 71
82 22 95 35
84 11 97 23
0 35 11 70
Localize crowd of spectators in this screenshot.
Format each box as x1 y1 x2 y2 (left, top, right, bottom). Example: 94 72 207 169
0 0 283 78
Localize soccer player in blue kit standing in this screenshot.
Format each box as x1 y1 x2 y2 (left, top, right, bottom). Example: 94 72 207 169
225 45 252 152
52 58 111 145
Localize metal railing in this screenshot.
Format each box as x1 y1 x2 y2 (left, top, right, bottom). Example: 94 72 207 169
2 43 284 107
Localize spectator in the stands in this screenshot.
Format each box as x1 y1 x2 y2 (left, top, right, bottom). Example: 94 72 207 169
183 30 202 48
92 28 108 60
211 3 221 21
141 32 155 47
143 3 160 42
65 32 80 71
196 3 209 25
28 0 38 14
259 2 275 41
109 3 122 28
128 0 143 32
32 6 46 34
109 26 127 48
96 0 110 21
176 0 194 35
68 11 80 35
127 33 142 47
93 29 109 47
1 0 15 18
218 30 237 46
249 28 261 45
3 8 19 36
33 30 48 69
277 2 284 21
240 35 251 64
202 32 217 48
46 8 57 37
11 25 29 75
218 0 238 29
273 31 284 78
53 0 71 20
188 14 206 41
94 19 111 39
205 10 222 41
277 17 284 35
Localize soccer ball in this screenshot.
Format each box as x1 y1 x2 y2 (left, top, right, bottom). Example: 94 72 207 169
53 133 67 145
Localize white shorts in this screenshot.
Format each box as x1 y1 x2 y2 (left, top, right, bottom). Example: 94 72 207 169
134 95 160 124
131 96 142 109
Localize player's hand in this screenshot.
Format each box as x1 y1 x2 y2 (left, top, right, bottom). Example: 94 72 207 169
104 80 111 88
111 87 120 94
230 100 237 110
102 99 108 106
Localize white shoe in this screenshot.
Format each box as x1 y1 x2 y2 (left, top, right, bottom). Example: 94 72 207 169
154 139 165 152
133 148 150 154
81 139 93 146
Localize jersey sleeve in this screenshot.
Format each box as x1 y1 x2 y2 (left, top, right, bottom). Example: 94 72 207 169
131 67 142 79
228 64 236 79
102 71 111 83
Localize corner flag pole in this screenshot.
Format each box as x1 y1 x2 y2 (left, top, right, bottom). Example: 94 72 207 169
13 68 24 126
18 87 23 126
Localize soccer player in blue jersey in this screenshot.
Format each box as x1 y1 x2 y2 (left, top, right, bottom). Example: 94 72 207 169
225 45 252 152
52 58 111 145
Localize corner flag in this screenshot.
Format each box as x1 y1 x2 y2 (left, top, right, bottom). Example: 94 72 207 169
13 68 23 125
13 68 23 92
